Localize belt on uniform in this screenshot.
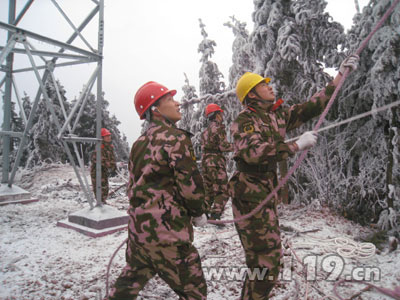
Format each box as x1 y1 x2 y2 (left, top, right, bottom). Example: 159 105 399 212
203 149 221 154
236 160 277 173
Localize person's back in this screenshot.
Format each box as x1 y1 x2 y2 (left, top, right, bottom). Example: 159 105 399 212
128 118 205 246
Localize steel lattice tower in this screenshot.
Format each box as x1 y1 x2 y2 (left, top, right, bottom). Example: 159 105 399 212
0 0 105 209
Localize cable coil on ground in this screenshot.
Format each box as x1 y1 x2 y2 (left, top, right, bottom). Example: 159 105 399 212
292 236 376 260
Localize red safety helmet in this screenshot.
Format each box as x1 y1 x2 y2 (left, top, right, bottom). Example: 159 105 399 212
205 103 223 117
101 128 111 137
134 81 177 120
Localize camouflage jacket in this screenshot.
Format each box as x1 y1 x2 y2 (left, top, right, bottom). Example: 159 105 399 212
200 120 233 168
127 118 206 246
230 84 336 202
90 141 117 174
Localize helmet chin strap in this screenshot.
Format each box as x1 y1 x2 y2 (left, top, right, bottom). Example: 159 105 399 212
248 88 264 101
152 106 175 124
253 90 262 100
251 90 276 103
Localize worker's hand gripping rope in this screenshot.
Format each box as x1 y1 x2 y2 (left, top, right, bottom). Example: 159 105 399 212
193 214 208 227
339 54 360 75
295 131 318 151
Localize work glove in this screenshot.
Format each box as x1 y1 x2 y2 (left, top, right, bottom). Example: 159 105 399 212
295 131 318 151
339 54 360 75
192 214 208 227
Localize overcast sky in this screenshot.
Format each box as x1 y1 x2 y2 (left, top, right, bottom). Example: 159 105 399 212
1 0 370 146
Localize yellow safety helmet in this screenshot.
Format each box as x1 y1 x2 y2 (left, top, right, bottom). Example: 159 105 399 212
236 72 271 103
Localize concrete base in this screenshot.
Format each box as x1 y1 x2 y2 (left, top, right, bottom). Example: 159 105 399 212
57 205 128 238
0 184 39 206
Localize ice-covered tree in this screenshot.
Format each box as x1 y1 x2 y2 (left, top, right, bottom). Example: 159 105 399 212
224 16 255 89
250 0 345 104
354 0 361 13
25 80 69 167
179 73 198 132
18 94 34 167
182 19 228 157
334 0 400 228
182 73 199 100
198 18 226 96
288 0 400 230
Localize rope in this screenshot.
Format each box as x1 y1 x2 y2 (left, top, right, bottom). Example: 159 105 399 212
285 230 399 299
291 236 376 260
286 242 342 300
286 238 376 300
285 100 400 143
208 0 400 226
105 237 128 298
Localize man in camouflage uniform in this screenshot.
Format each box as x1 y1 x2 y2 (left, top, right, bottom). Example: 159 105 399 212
230 55 359 299
108 81 208 300
90 128 116 204
200 103 233 220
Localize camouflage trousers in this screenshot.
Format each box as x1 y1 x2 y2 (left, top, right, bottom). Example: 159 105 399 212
108 240 207 300
232 198 282 300
202 165 230 217
90 170 109 203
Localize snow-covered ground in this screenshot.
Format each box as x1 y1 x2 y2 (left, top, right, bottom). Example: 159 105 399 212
0 164 399 300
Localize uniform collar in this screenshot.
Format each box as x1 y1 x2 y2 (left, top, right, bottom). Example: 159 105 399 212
247 99 274 113
247 99 284 113
149 118 175 129
149 118 194 137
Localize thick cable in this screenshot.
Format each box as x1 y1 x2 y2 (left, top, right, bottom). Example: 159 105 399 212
105 237 128 298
